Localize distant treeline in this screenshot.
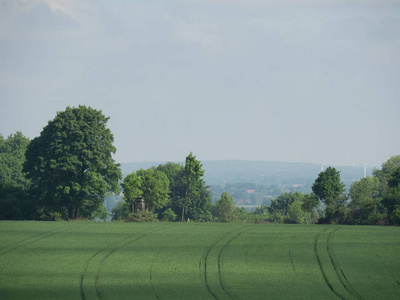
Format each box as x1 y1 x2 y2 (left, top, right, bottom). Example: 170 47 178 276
1 105 399 225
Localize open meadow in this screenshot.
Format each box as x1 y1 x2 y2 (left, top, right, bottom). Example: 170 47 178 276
0 221 399 300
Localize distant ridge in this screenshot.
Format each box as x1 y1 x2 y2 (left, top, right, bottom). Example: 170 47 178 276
120 160 373 189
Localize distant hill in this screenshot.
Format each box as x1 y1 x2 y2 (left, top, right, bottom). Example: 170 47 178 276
120 160 373 190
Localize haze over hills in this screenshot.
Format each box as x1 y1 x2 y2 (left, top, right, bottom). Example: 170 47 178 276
105 160 375 212
121 160 373 192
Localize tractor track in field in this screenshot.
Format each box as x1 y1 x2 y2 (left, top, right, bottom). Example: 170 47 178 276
289 248 296 272
376 254 400 287
204 233 228 300
150 260 160 300
217 229 252 299
314 230 345 300
0 223 87 258
80 248 107 300
314 229 363 300
327 230 363 300
80 225 174 300
204 226 254 300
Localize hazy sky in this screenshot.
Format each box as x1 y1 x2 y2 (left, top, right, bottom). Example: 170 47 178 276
1 0 399 167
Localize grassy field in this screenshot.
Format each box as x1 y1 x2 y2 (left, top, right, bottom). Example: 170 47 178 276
0 221 399 300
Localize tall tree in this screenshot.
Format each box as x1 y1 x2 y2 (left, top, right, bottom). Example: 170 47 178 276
156 161 212 222
182 152 205 222
216 192 236 223
23 106 122 220
156 162 185 213
312 167 345 205
312 167 347 224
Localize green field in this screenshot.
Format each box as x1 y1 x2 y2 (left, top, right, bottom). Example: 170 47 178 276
0 222 399 300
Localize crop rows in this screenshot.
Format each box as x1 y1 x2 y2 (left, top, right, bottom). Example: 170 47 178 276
0 222 399 299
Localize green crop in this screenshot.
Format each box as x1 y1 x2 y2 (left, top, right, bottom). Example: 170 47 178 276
0 221 399 299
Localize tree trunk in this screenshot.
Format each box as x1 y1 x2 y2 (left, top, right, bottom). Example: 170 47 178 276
68 205 74 220
75 203 81 219
182 188 189 222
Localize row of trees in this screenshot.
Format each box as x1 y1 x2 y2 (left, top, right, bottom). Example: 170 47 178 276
1 105 399 225
115 154 213 222
0 106 214 222
251 158 400 225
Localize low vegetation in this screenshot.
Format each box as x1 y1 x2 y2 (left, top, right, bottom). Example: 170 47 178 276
0 221 399 299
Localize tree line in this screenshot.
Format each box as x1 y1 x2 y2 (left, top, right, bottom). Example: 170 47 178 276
1 105 399 225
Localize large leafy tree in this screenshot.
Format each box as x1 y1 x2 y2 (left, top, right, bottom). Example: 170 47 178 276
182 152 205 222
348 176 382 225
312 167 345 205
185 184 212 221
312 167 347 224
135 168 170 214
23 106 122 220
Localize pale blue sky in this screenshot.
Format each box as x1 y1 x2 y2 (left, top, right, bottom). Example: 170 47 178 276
1 0 399 167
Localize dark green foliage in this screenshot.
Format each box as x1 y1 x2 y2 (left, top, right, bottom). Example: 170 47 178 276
0 182 33 220
0 132 30 188
155 162 186 219
369 156 400 225
184 184 213 221
120 173 142 213
135 168 170 213
182 152 205 222
268 192 304 215
120 168 170 218
348 177 382 225
266 192 310 224
161 208 177 221
111 201 129 221
23 106 122 220
373 155 400 196
216 192 236 222
319 195 348 224
312 167 347 224
0 132 33 220
301 193 319 212
312 167 345 205
155 157 212 222
382 166 400 225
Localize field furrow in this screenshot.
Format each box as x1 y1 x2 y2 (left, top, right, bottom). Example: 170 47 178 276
203 228 240 300
326 231 363 300
81 225 175 300
0 223 87 257
376 254 400 286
